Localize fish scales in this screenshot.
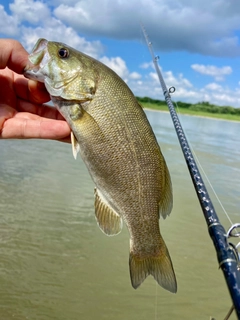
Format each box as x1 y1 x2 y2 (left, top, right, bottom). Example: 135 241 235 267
24 39 177 293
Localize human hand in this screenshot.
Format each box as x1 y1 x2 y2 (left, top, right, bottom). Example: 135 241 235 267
0 39 71 142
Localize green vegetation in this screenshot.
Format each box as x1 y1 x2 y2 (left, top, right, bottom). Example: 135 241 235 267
136 96 240 121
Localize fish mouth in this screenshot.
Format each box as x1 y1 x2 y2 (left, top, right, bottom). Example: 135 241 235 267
24 38 50 82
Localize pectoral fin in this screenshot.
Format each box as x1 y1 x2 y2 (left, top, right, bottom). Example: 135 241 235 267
71 131 80 159
94 188 123 236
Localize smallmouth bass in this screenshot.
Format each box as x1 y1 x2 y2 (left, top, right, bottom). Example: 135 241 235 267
24 39 177 292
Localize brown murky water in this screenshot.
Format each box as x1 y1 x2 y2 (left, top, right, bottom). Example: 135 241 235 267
0 111 239 319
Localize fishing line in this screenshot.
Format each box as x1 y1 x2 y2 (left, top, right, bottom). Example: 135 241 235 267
155 282 158 320
173 100 234 227
139 23 149 65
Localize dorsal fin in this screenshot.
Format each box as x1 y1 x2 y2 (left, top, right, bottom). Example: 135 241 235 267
159 159 173 219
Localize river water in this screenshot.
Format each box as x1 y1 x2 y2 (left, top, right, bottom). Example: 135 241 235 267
0 111 239 320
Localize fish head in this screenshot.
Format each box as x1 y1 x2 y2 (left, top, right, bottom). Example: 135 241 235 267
24 38 97 101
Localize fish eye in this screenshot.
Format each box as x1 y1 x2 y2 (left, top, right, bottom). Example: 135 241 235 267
58 48 69 59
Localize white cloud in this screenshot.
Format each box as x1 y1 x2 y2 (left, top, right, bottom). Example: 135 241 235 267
47 0 77 5
53 0 240 57
10 0 51 24
129 72 141 80
21 19 103 58
204 83 223 91
0 5 18 36
128 69 240 107
1 0 240 58
0 0 240 107
191 64 232 81
149 70 192 89
0 0 103 57
54 3 90 26
208 92 240 106
100 56 129 80
140 61 153 69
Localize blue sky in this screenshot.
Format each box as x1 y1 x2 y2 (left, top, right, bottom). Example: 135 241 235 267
1 0 240 107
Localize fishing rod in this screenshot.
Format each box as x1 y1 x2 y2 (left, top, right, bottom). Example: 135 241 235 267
141 24 240 319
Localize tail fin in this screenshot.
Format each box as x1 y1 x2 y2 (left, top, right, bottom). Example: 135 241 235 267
129 242 177 293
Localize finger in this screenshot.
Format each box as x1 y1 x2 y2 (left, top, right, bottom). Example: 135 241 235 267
0 69 50 109
0 70 16 107
14 76 50 104
0 104 17 132
28 80 50 103
0 68 49 105
0 39 28 73
17 99 65 120
1 116 71 140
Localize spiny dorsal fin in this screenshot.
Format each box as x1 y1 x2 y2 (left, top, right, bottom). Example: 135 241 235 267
94 188 123 236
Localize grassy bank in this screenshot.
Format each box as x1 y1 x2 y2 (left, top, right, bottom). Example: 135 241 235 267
136 97 240 122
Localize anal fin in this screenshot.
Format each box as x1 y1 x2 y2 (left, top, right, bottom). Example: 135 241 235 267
94 188 122 236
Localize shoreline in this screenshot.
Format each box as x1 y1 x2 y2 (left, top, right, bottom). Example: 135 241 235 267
143 107 240 123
